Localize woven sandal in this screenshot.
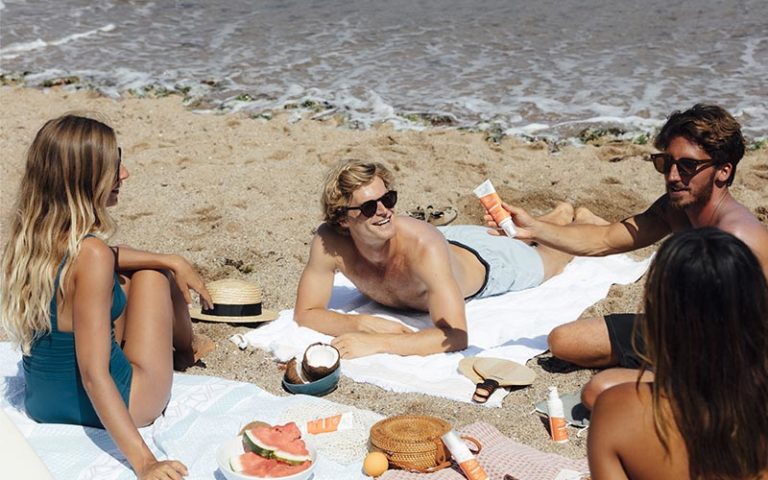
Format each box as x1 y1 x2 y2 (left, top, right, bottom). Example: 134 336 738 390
425 205 457 226
406 206 427 221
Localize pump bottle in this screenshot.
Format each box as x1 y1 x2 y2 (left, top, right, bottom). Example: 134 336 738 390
547 386 569 443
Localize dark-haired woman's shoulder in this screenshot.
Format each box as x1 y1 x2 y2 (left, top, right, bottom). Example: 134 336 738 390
588 382 689 480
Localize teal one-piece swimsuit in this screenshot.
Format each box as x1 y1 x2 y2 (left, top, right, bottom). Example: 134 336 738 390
23 258 133 428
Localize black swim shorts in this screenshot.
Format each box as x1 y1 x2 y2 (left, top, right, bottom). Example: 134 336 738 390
604 313 646 369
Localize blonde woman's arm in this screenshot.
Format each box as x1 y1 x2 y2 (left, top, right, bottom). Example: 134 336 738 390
72 239 187 480
110 245 212 308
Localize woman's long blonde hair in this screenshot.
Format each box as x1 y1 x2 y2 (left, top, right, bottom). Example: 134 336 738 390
0 115 119 354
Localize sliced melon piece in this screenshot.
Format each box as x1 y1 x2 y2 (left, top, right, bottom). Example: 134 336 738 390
238 420 272 436
273 422 301 440
269 460 312 477
242 422 311 465
272 437 311 465
230 452 282 477
242 429 276 458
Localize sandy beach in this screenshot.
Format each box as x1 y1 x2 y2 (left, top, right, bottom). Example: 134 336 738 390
1 86 766 460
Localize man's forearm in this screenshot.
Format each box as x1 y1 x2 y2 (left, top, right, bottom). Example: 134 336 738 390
378 327 467 356
531 221 617 256
294 309 370 336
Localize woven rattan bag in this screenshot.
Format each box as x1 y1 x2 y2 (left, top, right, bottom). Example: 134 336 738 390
369 415 482 473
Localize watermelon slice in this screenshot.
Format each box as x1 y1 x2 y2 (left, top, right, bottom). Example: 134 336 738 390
273 422 301 440
230 452 312 477
268 460 312 477
242 422 311 465
230 452 282 477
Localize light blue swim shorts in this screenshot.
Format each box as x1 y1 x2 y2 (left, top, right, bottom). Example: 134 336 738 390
438 225 545 299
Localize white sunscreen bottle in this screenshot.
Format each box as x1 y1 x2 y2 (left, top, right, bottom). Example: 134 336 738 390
547 386 569 443
441 430 489 480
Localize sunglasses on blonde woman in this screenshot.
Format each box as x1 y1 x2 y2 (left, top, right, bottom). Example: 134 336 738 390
650 153 715 177
342 190 398 217
116 147 123 181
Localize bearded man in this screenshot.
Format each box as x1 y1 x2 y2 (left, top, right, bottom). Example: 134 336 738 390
494 104 768 407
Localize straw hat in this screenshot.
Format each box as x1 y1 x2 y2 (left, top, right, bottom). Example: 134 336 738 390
189 278 278 323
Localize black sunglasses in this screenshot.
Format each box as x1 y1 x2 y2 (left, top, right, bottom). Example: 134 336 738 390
343 190 397 217
650 153 715 177
116 147 122 182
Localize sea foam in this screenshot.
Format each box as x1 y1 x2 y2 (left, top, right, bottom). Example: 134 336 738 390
1 24 115 60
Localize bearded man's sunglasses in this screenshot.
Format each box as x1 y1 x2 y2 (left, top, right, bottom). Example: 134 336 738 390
650 153 715 177
342 190 398 217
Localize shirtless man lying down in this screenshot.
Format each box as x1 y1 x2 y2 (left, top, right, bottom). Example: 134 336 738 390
294 158 582 358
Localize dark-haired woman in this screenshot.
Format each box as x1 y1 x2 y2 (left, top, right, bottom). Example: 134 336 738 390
588 228 768 479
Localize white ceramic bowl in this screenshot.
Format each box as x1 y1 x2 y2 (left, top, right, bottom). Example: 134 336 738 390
216 436 317 480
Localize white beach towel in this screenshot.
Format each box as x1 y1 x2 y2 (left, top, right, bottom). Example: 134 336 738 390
0 342 379 480
239 254 651 407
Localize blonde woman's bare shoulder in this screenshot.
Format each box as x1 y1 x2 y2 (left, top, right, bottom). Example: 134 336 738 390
76 237 114 270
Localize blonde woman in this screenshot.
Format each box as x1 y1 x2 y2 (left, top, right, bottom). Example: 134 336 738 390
0 115 214 480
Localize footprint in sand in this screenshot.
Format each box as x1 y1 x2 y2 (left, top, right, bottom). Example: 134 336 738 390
173 206 223 239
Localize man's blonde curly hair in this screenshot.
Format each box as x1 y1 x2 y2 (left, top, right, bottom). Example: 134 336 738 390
321 158 394 229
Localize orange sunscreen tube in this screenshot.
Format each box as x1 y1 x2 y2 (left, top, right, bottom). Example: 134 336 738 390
547 386 569 443
473 179 516 237
441 430 489 480
302 412 353 435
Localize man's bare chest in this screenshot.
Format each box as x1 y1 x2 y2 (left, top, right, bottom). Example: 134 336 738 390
340 257 428 310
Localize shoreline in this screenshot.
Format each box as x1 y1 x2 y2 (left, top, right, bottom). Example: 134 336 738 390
1 86 766 459
4 76 767 146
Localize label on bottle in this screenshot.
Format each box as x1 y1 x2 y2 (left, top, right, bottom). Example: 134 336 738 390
549 416 569 443
458 458 489 480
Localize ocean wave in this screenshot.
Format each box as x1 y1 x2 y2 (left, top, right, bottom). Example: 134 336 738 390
1 0 765 142
0 24 115 60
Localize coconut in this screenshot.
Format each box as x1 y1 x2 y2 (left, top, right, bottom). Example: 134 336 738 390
283 357 309 385
301 343 340 382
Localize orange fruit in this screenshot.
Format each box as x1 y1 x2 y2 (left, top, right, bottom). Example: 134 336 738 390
363 451 389 477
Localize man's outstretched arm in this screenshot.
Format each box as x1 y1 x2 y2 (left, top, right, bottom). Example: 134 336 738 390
294 232 412 337
498 197 675 256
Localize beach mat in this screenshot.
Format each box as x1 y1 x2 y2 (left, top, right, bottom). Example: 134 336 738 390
381 421 588 480
239 254 651 407
0 342 380 480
